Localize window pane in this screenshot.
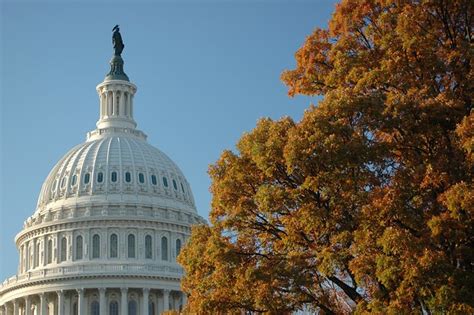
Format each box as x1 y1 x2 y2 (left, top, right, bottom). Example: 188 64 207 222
71 174 77 186
110 234 118 258
145 235 152 259
60 237 67 262
162 177 168 187
91 301 99 315
111 171 117 183
92 234 100 259
128 234 135 258
151 175 157 185
173 180 178 190
97 172 103 183
128 301 137 315
47 240 53 264
110 301 118 315
161 236 168 261
139 173 145 184
84 173 90 184
176 239 182 257
125 172 131 183
76 236 83 260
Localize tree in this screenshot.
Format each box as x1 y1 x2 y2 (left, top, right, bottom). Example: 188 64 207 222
178 0 473 313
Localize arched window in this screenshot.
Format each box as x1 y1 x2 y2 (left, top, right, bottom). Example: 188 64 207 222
139 173 145 184
71 174 77 186
145 235 152 259
84 173 90 184
35 242 40 267
47 239 53 264
173 179 178 190
92 234 100 259
149 302 156 315
76 235 83 260
97 172 104 183
161 236 168 261
151 175 157 185
125 172 131 183
176 239 182 257
110 234 118 258
60 237 67 262
109 301 118 315
128 300 137 315
181 183 185 193
128 234 135 258
61 177 66 188
91 301 99 315
162 177 168 187
111 171 118 183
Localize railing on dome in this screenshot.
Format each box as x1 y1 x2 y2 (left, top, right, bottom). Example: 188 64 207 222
0 263 183 290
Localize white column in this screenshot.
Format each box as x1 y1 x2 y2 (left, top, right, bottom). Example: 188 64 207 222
163 290 169 312
112 91 117 116
99 288 106 315
121 288 128 315
129 95 133 118
57 290 64 315
77 289 84 315
141 288 149 315
24 296 31 315
39 293 47 315
13 300 19 315
4 304 10 315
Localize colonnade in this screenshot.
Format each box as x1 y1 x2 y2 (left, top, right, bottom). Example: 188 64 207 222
0 287 185 315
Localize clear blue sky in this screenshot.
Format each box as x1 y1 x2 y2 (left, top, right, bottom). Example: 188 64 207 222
0 0 337 280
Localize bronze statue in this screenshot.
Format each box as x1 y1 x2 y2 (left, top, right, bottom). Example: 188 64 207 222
112 25 124 56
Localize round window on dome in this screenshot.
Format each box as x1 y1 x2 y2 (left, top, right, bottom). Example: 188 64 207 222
173 179 178 190
84 173 90 184
138 173 145 184
162 177 168 187
125 172 131 183
111 171 117 183
97 172 104 183
151 175 157 186
71 174 77 186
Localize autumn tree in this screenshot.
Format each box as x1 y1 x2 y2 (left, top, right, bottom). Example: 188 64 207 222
179 0 473 314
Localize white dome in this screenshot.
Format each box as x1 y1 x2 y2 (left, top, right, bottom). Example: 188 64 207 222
36 134 196 214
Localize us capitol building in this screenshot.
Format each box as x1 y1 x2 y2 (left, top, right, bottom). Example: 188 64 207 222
0 27 204 315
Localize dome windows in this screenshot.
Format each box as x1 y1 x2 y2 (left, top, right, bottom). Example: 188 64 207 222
181 183 185 193
75 235 83 260
128 234 136 258
111 171 118 183
71 174 77 186
92 234 100 259
97 172 104 183
161 236 168 261
110 234 118 258
138 172 145 184
173 179 178 190
162 177 168 188
84 173 91 184
61 177 67 188
125 172 132 183
151 175 157 186
145 235 152 259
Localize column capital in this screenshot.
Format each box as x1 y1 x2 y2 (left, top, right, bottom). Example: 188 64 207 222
99 287 106 294
120 287 128 293
76 288 84 295
142 288 150 294
57 289 65 295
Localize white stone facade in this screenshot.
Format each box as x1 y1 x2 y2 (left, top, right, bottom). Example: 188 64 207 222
0 54 204 315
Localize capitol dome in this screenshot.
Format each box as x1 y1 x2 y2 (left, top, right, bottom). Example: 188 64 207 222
0 29 204 315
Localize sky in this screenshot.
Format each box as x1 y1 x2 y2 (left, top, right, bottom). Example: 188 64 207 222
0 0 337 281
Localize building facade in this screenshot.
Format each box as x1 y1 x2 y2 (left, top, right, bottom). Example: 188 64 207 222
0 45 204 315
